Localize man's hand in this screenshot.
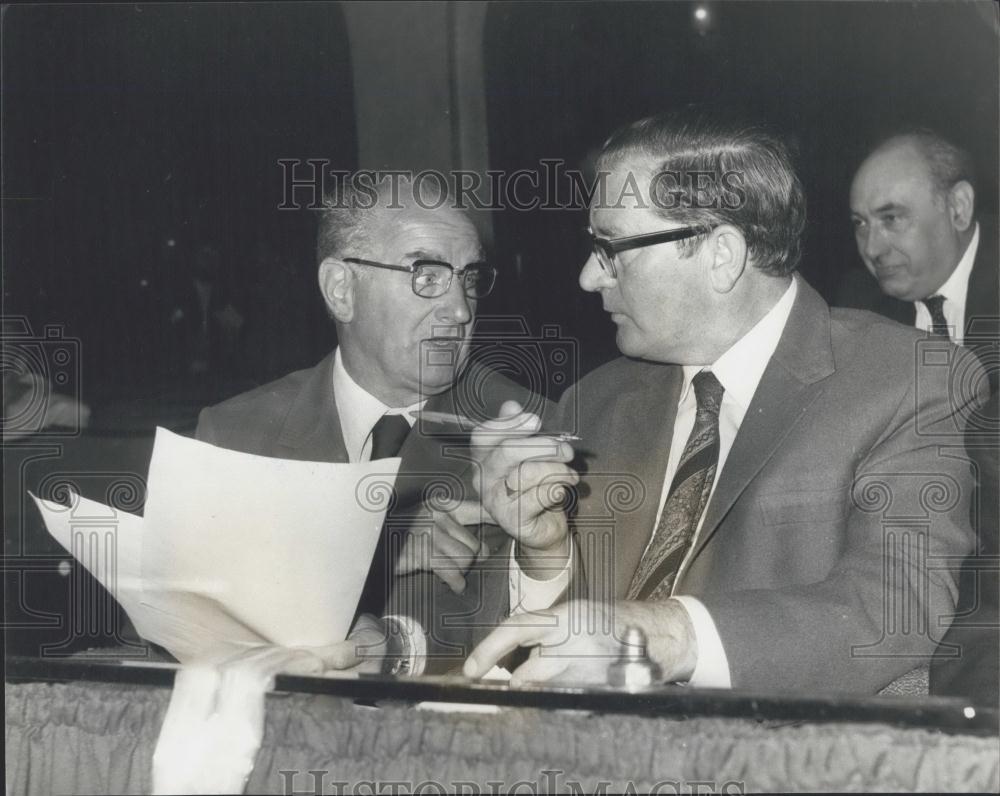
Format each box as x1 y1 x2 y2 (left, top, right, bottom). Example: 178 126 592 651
312 613 389 674
462 599 698 687
394 500 491 593
471 400 579 579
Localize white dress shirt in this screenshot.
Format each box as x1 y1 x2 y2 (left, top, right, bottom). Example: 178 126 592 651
332 347 563 670
332 348 423 462
650 278 798 688
913 222 979 345
499 281 799 686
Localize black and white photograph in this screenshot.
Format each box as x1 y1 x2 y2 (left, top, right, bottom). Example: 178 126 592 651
3 1 998 793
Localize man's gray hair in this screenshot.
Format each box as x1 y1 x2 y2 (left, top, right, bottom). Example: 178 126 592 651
315 174 450 266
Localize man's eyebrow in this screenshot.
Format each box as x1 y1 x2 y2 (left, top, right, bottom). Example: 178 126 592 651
403 249 440 260
872 202 908 215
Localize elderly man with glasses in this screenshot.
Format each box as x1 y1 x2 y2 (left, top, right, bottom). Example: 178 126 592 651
464 107 987 697
194 176 554 675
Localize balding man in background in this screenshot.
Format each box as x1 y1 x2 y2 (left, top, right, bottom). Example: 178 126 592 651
845 128 997 390
844 130 997 705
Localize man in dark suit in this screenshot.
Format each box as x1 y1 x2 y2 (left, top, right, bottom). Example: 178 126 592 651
844 129 998 392
196 175 556 674
844 130 998 704
463 108 985 694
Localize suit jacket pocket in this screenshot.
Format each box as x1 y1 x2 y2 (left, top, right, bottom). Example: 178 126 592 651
758 486 850 527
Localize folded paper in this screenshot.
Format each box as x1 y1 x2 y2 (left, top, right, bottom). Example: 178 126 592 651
32 427 402 658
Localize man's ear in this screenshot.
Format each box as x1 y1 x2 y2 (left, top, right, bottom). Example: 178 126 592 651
947 181 975 232
318 257 355 322
706 225 748 294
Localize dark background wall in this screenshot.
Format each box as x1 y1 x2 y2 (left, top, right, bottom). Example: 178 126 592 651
3 2 998 405
3 3 356 407
485 1 999 374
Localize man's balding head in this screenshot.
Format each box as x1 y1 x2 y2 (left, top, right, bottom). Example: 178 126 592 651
850 131 976 302
315 174 486 406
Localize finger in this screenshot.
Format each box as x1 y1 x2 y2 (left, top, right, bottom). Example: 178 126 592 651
434 562 468 594
446 498 489 527
462 611 563 679
509 653 570 687
315 639 363 670
437 511 481 555
502 481 574 526
428 523 476 569
471 411 542 448
494 436 575 471
504 462 579 496
394 530 432 577
498 400 524 419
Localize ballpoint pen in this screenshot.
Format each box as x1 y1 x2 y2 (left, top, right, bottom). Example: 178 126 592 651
408 409 582 443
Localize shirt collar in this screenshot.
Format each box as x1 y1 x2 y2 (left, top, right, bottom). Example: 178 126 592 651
332 347 424 462
680 278 798 410
927 222 979 306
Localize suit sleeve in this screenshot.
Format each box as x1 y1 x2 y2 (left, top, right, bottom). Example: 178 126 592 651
700 349 986 693
194 407 219 445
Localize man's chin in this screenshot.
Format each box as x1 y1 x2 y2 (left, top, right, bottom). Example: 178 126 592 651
416 364 460 395
872 270 914 301
615 328 647 359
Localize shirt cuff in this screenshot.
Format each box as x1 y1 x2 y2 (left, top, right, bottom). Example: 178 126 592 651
382 614 428 677
508 542 572 615
670 596 732 689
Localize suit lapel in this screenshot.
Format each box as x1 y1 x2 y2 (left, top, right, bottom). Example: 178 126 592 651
274 351 349 462
575 362 680 601
689 277 836 564
394 390 473 507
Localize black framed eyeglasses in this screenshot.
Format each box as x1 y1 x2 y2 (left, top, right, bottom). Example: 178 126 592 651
586 225 713 278
343 257 497 299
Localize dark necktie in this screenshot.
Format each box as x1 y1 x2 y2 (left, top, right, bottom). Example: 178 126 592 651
370 413 411 460
921 295 951 339
356 412 412 618
627 371 725 601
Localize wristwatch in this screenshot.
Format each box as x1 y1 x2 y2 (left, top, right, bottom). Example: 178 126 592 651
380 615 421 676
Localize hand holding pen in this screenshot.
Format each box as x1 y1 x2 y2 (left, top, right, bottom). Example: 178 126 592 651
457 400 579 578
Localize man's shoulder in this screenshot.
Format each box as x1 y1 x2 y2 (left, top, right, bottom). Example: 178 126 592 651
196 360 326 448
832 269 913 325
829 304 923 346
566 355 670 403
205 365 314 418
450 359 553 419
828 305 986 418
828 305 950 378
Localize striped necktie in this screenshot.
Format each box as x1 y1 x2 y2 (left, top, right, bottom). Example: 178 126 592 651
627 370 725 601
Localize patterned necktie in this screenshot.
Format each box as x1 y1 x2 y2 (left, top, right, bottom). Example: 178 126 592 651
627 370 725 601
370 413 411 460
356 412 412 618
921 295 950 339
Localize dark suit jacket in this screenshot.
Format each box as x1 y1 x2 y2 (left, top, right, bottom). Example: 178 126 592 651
929 393 999 705
835 217 998 393
835 220 998 702
196 350 539 672
551 276 985 694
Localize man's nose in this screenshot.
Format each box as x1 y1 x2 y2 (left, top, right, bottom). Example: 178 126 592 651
434 280 473 324
860 225 889 261
579 252 614 293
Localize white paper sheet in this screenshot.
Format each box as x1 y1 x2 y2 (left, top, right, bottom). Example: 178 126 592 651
31 491 150 631
141 427 401 648
32 428 402 658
